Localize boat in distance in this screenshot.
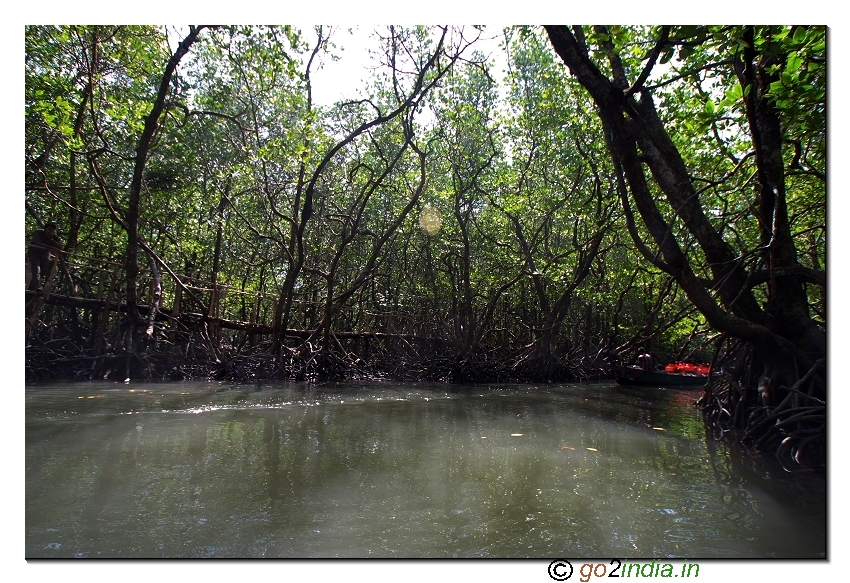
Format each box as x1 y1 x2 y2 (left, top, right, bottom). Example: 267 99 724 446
616 365 714 387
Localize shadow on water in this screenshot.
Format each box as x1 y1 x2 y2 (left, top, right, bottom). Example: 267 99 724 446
25 380 825 558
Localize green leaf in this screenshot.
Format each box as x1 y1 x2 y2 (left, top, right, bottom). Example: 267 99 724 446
773 27 791 40
726 84 743 101
679 25 701 39
785 52 802 75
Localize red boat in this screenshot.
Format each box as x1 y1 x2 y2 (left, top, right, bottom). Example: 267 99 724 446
617 362 715 387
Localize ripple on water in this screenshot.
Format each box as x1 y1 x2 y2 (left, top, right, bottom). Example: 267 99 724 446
25 380 825 558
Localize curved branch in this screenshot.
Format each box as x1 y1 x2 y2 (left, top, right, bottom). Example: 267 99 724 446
625 26 670 96
748 265 825 289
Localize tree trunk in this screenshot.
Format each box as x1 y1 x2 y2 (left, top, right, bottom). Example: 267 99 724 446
543 25 825 462
543 26 824 377
124 26 205 377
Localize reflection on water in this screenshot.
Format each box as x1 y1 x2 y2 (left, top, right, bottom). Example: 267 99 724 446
26 381 825 558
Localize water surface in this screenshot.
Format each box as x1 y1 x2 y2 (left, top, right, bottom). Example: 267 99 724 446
25 380 825 558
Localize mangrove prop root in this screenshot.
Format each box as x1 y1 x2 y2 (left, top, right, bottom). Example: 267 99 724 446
700 343 825 467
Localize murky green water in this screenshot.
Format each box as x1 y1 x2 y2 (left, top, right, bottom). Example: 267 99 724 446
25 381 825 558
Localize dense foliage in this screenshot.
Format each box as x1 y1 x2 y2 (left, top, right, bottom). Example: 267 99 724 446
25 25 825 461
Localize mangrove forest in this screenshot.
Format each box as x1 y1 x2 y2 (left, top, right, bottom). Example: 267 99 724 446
24 25 826 464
